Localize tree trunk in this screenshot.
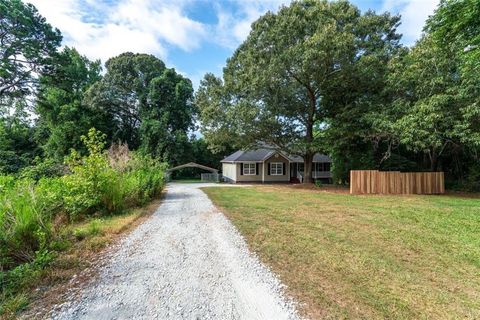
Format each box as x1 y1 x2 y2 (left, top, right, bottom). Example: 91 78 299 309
303 116 314 184
428 148 439 172
303 83 316 184
430 152 438 172
303 152 314 184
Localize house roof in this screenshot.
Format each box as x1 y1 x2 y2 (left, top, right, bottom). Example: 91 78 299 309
221 149 332 163
221 149 274 162
289 154 332 163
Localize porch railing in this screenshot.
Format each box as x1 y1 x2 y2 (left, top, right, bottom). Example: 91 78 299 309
297 171 332 180
296 171 303 183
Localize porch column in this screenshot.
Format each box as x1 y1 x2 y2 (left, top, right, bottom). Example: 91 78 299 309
262 161 265 183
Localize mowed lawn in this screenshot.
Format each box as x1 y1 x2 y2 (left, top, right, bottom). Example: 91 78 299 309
203 186 480 319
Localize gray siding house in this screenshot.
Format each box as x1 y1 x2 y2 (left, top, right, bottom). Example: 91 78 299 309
221 149 332 183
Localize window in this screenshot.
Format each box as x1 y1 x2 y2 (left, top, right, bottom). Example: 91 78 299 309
324 162 331 172
314 163 331 172
270 162 283 175
243 163 256 175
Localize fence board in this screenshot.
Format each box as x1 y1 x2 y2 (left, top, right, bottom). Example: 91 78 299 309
350 170 445 195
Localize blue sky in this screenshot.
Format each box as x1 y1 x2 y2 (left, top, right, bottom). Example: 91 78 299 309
29 0 439 89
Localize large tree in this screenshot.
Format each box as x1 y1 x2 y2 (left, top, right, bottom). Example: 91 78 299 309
377 0 480 174
0 0 62 104
85 53 196 164
197 0 401 182
425 0 480 149
35 47 103 159
385 37 464 171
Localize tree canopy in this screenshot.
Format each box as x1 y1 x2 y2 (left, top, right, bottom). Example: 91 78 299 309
197 0 401 182
84 53 197 164
0 0 62 104
35 47 103 159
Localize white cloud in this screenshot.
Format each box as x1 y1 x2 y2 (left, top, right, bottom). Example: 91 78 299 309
25 0 439 90
27 0 206 63
212 0 290 48
382 0 439 45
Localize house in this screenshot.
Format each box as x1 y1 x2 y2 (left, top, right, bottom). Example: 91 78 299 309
221 148 332 183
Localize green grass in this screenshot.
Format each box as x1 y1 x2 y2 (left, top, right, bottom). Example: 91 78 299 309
203 186 480 319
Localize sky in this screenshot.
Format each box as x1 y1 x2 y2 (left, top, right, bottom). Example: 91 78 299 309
28 0 440 89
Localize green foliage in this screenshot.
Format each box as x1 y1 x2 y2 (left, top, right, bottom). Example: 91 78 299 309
19 158 66 180
73 219 103 241
35 47 103 159
1 129 166 311
84 53 196 165
0 108 39 174
0 0 62 102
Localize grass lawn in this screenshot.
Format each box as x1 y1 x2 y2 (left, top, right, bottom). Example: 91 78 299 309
203 186 480 319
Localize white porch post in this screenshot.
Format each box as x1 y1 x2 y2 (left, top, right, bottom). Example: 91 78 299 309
262 161 265 183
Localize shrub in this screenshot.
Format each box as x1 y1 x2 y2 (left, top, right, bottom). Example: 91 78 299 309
315 179 323 188
1 128 167 311
19 158 67 181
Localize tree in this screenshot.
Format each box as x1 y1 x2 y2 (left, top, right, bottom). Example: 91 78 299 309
195 73 241 153
85 53 196 164
0 103 38 173
379 0 480 174
140 68 195 163
198 0 401 183
0 0 62 103
35 47 103 159
425 0 480 149
385 37 464 171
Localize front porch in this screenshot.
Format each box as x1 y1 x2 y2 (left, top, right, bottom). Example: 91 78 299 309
290 162 332 183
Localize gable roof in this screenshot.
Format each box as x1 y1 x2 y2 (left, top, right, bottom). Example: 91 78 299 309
222 149 274 162
167 162 218 173
221 148 332 163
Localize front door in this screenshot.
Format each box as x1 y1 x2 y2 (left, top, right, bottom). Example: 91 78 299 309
290 163 297 178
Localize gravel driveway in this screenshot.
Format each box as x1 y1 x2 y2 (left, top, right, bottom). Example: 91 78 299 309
50 183 299 320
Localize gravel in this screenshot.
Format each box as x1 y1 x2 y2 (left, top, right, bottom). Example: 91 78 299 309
48 183 300 320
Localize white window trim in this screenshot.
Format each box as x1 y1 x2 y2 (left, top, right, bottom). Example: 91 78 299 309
243 163 256 175
270 162 283 175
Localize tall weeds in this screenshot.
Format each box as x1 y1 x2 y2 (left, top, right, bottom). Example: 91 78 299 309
0 128 166 310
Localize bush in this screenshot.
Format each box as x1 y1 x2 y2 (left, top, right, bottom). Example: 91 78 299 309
315 179 323 188
19 158 67 181
1 128 166 310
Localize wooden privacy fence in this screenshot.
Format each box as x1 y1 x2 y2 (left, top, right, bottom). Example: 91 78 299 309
350 170 445 195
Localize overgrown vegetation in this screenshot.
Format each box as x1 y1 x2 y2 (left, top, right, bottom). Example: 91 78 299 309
204 186 480 319
0 128 166 316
